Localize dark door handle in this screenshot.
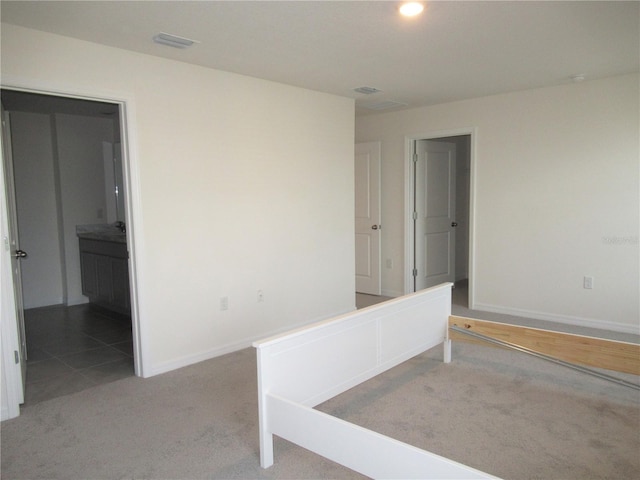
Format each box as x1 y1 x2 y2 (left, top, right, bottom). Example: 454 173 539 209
14 249 28 259
451 222 458 227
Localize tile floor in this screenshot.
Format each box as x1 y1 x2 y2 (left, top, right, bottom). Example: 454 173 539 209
23 303 134 406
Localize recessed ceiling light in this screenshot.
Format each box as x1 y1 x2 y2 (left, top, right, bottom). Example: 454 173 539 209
153 32 199 49
399 2 425 17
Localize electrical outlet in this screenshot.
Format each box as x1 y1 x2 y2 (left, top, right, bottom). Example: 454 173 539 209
220 296 229 310
583 276 594 289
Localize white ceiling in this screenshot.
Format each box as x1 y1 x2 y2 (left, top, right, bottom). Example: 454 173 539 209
1 1 638 116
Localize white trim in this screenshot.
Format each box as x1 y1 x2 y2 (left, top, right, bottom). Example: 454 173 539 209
0 77 149 378
403 128 477 309
403 136 415 295
0 300 22 419
381 288 404 298
1 152 23 420
473 302 640 335
116 98 149 378
468 130 478 310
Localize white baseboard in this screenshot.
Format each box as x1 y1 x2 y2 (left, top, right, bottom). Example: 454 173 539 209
23 296 66 310
381 289 403 298
473 302 639 335
66 296 89 307
149 338 253 377
149 307 355 377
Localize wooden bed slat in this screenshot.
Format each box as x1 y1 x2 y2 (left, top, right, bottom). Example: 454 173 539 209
449 316 640 376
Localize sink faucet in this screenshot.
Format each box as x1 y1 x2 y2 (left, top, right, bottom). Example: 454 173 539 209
114 221 126 233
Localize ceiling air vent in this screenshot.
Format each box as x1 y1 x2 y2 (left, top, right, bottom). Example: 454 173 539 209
354 86 382 95
363 100 408 111
153 32 199 49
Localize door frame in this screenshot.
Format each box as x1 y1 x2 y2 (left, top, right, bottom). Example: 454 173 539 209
404 128 477 307
0 121 24 420
0 78 147 417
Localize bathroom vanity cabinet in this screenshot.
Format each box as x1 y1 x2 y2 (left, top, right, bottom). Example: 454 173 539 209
79 237 130 315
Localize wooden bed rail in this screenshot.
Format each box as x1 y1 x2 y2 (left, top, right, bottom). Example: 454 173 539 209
449 316 640 376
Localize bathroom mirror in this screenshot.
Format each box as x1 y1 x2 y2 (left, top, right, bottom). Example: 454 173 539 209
103 141 126 224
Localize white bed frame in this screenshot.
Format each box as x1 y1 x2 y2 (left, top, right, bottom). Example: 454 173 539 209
253 283 497 479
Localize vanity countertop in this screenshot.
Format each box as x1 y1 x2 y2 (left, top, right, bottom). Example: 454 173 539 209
76 224 126 244
77 231 126 243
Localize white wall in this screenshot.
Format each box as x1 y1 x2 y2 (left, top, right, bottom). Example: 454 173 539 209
356 74 639 333
1 24 356 380
10 111 64 308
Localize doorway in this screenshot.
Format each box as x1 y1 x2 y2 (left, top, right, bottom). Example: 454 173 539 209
1 89 138 406
404 131 474 307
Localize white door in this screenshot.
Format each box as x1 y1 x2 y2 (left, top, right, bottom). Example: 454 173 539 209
355 142 381 295
414 140 456 291
1 109 27 403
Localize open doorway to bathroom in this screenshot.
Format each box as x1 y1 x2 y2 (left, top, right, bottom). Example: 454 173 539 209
1 89 135 406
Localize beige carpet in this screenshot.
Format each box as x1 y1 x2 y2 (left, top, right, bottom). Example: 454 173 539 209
2 335 639 479
319 342 639 479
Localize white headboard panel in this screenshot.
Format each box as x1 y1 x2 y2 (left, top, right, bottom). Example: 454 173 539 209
254 283 452 407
